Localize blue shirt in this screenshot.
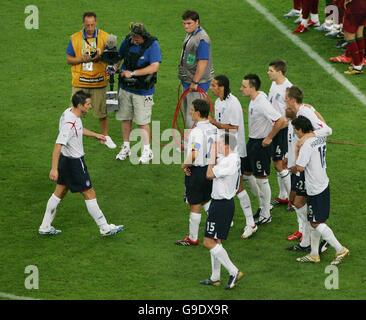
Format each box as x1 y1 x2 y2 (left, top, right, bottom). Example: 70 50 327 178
118 38 162 96
66 28 99 56
181 26 211 91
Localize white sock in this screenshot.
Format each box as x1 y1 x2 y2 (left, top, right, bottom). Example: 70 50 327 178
256 178 271 218
40 193 61 230
237 190 254 227
300 221 311 247
85 198 108 230
278 169 291 199
297 204 310 247
143 144 151 151
294 206 304 234
123 141 130 149
310 13 319 23
189 212 201 241
210 252 221 282
202 200 211 215
210 244 238 276
242 175 260 199
310 226 321 257
315 223 343 253
354 65 363 70
302 18 309 28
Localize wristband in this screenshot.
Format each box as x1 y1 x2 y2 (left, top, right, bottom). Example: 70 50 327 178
192 80 199 85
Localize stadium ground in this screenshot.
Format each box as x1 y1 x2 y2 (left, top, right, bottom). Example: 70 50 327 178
0 0 365 301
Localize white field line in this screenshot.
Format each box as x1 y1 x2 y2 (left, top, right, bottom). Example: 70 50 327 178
245 0 366 106
0 291 42 300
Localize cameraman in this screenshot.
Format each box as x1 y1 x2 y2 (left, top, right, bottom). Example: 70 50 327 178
115 23 162 164
66 11 116 149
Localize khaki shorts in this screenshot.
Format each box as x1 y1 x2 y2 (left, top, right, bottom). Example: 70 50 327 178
182 90 202 128
70 86 107 119
116 88 154 125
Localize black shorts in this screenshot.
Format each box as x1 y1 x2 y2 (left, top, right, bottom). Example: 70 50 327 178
240 157 247 175
307 185 330 223
204 199 234 240
57 154 92 193
290 173 296 191
272 127 288 161
184 166 212 204
294 171 306 197
245 138 272 176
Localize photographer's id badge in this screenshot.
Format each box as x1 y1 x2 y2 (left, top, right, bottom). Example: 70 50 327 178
83 62 93 71
187 54 195 65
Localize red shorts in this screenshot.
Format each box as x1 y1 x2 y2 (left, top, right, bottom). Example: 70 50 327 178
343 13 366 33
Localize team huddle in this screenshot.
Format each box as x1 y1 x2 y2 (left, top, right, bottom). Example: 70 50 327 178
37 9 349 291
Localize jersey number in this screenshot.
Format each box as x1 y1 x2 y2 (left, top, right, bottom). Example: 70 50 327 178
205 137 214 159
235 168 241 190
206 222 215 232
318 145 326 168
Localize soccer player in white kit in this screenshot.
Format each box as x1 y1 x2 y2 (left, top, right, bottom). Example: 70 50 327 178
292 116 349 264
240 74 285 225
209 75 256 239
267 59 292 208
176 99 217 246
200 133 243 290
38 90 123 236
284 86 332 251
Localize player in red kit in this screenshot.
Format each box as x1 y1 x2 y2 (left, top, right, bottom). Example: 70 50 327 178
343 0 366 74
293 0 320 34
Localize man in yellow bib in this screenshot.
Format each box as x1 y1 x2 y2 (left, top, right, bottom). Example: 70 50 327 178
66 11 116 149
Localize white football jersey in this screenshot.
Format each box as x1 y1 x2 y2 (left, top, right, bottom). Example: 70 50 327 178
296 136 329 196
268 78 292 118
211 152 241 200
56 108 84 158
214 93 246 157
287 120 297 169
187 120 218 167
248 91 282 139
287 105 332 168
297 105 332 138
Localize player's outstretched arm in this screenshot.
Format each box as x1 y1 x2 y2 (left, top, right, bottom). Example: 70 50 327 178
82 128 106 143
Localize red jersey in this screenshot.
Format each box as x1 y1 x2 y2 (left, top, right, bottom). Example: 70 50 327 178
346 0 366 14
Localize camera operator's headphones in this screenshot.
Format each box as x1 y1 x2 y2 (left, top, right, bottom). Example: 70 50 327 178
129 22 146 38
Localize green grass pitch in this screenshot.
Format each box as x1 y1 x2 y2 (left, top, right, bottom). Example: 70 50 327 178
1 0 365 300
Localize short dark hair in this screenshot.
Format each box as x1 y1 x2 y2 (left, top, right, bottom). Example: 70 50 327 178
192 99 210 118
214 75 231 100
292 115 314 133
83 12 97 21
182 10 199 21
72 90 91 108
286 86 303 104
269 59 287 75
243 74 261 91
221 132 237 151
